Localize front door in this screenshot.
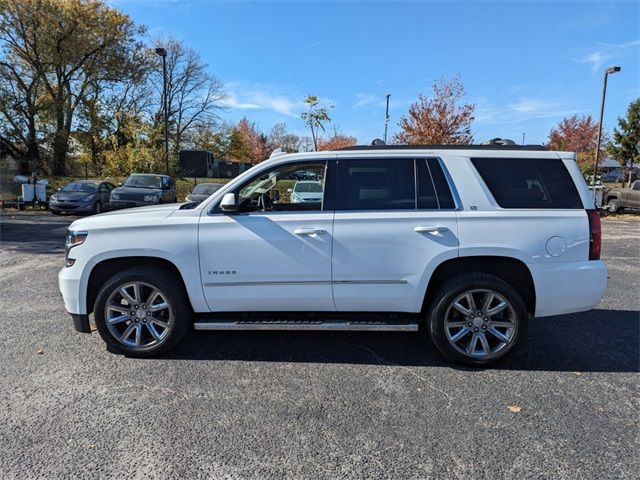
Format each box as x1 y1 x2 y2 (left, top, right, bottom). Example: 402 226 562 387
198 160 335 312
331 157 459 312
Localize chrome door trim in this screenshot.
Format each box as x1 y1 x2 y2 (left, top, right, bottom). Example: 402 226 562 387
204 279 408 287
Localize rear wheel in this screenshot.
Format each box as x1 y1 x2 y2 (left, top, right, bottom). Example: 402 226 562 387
93 267 191 357
426 273 528 367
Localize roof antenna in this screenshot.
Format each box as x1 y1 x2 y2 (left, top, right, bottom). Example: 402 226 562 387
371 138 386 146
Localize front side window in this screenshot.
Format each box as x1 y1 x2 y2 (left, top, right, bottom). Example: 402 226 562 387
633 182 640 191
235 162 327 212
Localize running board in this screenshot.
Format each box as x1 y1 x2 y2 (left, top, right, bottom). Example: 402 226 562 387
193 320 418 332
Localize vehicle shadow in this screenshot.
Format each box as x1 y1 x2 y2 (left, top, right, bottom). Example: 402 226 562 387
166 308 639 373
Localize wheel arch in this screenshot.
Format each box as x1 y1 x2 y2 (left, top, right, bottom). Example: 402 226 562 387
422 256 536 315
86 256 194 315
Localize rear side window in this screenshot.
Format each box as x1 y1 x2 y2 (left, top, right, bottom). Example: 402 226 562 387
335 159 415 210
471 157 583 209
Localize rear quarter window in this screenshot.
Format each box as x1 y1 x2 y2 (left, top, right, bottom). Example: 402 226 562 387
471 157 583 209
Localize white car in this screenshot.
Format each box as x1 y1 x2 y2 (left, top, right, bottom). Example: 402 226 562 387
289 180 324 203
59 143 607 366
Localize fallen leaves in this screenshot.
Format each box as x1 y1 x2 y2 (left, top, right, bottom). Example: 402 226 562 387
36 348 44 355
507 405 522 413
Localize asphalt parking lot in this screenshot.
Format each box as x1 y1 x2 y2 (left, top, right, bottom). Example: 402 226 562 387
0 213 638 479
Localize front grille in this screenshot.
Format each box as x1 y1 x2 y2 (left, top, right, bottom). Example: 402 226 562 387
118 193 144 201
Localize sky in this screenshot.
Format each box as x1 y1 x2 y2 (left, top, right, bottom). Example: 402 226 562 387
110 0 640 145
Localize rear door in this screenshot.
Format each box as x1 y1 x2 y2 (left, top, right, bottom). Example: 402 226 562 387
331 157 459 312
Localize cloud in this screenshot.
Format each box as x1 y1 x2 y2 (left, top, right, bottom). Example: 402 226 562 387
474 97 587 125
571 39 640 73
352 93 381 109
221 83 304 118
300 39 329 52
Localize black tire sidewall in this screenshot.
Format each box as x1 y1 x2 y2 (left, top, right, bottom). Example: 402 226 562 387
607 199 619 213
427 273 529 367
93 267 191 357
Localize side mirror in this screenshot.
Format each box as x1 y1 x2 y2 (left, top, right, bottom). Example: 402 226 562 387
57 187 61 192
287 188 293 193
118 182 123 187
220 192 237 212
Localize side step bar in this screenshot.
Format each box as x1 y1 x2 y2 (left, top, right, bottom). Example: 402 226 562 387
194 320 419 332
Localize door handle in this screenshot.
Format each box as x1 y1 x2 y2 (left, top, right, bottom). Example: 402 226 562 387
415 226 448 234
294 228 326 236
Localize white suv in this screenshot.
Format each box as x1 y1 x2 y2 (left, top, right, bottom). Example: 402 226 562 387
59 144 607 366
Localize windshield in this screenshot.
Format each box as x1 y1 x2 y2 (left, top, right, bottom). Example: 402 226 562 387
61 182 97 193
192 183 222 195
124 175 162 189
294 182 323 193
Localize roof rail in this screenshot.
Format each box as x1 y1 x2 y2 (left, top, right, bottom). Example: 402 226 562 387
269 148 286 158
335 144 548 152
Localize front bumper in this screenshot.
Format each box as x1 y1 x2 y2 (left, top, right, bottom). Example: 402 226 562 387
50 201 96 213
59 266 92 333
529 260 608 317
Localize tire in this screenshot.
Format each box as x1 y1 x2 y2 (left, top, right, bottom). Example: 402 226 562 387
93 266 191 357
94 201 102 214
606 198 620 213
426 272 529 367
50 209 61 215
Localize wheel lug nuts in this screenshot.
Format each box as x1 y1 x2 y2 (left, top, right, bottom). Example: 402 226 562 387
482 325 487 330
470 314 474 318
467 322 473 327
134 305 139 309
147 312 151 316
474 327 479 332
142 305 146 309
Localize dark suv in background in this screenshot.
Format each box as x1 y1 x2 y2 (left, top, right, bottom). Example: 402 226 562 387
110 174 177 210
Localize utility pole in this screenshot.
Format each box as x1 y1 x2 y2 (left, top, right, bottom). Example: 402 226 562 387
592 66 621 199
155 47 169 174
522 133 525 145
383 94 391 144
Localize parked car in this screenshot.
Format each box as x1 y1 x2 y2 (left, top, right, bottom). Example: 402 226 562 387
604 180 640 213
109 174 177 210
289 180 323 203
184 182 224 204
59 143 606 367
49 180 116 215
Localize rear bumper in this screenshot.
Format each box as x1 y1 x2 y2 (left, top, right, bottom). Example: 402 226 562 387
529 260 607 317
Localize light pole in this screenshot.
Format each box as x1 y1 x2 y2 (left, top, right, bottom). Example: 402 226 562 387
155 47 169 175
592 65 621 197
383 94 391 144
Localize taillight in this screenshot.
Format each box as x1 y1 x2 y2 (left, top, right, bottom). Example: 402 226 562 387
586 209 601 260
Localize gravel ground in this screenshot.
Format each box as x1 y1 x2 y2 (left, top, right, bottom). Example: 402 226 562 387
0 213 638 479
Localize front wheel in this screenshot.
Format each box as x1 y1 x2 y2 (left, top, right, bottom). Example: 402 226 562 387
426 273 529 367
93 267 191 357
606 198 620 213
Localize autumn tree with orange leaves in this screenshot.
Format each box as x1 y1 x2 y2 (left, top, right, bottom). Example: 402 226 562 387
316 132 357 151
395 76 475 145
547 114 607 173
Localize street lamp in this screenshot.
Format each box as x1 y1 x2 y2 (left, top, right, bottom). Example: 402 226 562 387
383 94 391 144
592 65 621 198
155 47 169 175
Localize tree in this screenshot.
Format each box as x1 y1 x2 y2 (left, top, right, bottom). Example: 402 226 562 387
152 37 226 158
547 114 606 173
266 123 300 155
300 95 333 151
0 0 145 174
316 128 357 151
395 75 475 145
607 98 640 184
236 117 266 163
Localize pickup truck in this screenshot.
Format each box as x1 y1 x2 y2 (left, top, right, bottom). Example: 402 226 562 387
604 180 640 213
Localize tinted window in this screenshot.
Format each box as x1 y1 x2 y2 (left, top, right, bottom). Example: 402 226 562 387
192 183 222 195
62 182 97 193
633 182 640 191
124 175 162 189
427 158 455 209
471 157 582 209
335 159 415 211
416 160 438 209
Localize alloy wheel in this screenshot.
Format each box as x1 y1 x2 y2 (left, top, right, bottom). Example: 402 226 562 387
104 281 174 350
444 289 517 360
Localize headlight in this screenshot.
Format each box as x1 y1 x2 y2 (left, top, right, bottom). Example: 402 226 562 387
80 194 96 202
50 195 58 202
111 192 120 200
65 230 88 267
144 194 159 202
